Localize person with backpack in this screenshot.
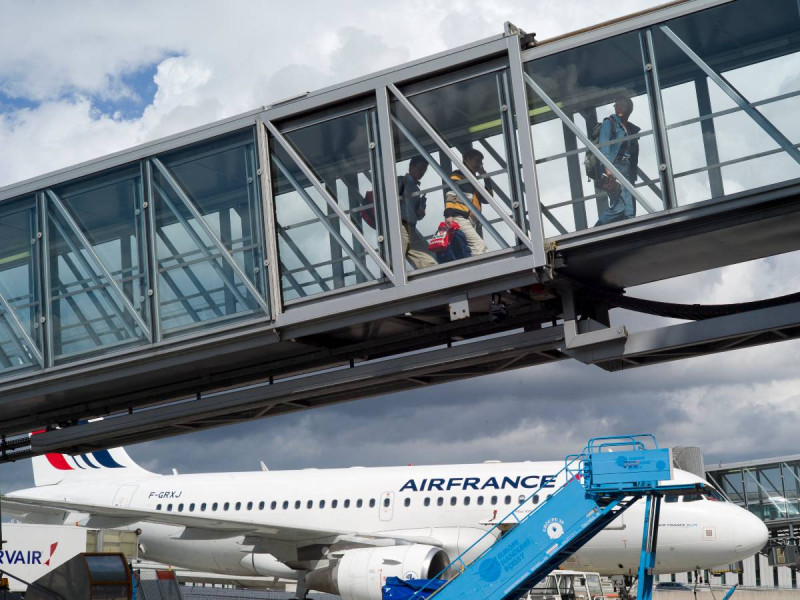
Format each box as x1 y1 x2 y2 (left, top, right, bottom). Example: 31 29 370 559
399 156 436 269
443 148 491 256
593 96 640 226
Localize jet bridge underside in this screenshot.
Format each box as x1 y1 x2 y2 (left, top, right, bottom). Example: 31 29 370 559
15 293 800 457
554 179 800 289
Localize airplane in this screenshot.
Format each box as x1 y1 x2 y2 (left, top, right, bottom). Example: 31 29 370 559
3 446 768 599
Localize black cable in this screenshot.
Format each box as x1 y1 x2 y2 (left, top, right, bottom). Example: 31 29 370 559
573 279 800 321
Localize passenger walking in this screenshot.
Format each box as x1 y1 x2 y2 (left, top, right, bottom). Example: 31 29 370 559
399 156 436 269
444 149 490 256
595 96 640 226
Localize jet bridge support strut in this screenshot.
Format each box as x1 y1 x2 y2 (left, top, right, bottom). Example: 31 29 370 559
389 435 706 600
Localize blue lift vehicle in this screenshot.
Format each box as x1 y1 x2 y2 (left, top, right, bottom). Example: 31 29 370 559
384 435 708 600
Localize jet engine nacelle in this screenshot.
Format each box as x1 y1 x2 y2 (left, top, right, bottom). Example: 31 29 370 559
306 544 449 600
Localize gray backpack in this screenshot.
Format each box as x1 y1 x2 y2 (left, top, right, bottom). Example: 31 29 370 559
584 118 617 181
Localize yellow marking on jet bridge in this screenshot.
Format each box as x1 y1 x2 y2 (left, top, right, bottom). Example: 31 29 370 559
0 251 30 266
468 103 563 134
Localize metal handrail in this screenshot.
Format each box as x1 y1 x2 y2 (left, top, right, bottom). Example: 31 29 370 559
408 433 660 600
407 452 588 600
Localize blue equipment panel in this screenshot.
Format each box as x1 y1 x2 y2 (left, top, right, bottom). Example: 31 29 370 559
424 478 630 600
406 436 702 600
586 448 673 491
382 577 446 599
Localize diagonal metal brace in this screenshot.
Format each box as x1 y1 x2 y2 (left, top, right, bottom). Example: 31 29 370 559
0 285 43 366
388 83 537 253
390 112 509 248
151 158 271 316
265 121 395 284
659 25 800 167
46 189 151 338
270 154 376 283
523 72 657 215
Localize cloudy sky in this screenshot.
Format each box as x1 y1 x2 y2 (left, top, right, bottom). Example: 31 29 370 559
1 0 799 494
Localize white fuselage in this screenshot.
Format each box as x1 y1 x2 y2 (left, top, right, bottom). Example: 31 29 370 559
10 461 767 579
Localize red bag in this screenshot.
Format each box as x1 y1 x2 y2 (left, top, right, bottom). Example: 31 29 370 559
361 191 377 228
428 221 460 253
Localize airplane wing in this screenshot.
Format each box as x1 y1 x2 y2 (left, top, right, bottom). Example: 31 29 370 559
3 495 444 562
3 495 341 540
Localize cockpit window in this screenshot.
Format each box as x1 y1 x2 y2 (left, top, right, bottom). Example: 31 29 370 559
664 495 679 503
683 493 703 502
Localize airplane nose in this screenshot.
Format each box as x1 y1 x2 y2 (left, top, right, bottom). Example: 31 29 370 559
734 509 769 559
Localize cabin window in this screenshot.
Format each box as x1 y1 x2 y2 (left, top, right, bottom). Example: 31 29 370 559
357 499 363 508
224 502 230 511
212 502 218 511
333 499 339 508
167 504 173 511
247 501 253 510
177 504 184 512
450 497 457 506
258 501 265 510
342 499 348 508
156 504 162 510
504 495 511 505
404 498 411 507
518 495 526 504
295 500 301 509
189 503 195 512
235 502 241 511
464 497 471 506
477 496 484 506
383 498 390 508
532 495 539 504
307 500 314 509
437 497 444 507
201 503 207 511
320 500 326 509
369 499 376 508
271 501 277 510
491 496 498 505
424 498 431 507
283 501 289 510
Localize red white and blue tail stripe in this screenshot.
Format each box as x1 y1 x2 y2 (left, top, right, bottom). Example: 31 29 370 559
32 431 154 486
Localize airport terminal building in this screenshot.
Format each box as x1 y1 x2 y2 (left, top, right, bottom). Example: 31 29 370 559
659 455 800 590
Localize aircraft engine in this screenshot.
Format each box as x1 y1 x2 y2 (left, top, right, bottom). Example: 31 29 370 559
305 543 449 600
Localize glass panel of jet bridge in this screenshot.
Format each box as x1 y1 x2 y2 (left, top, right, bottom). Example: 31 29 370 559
649 0 800 205
524 0 800 235
149 129 268 336
47 164 151 362
0 195 43 376
270 104 386 301
525 30 665 233
391 67 527 269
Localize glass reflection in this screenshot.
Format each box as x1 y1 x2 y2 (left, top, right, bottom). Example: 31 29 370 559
48 167 149 362
392 69 524 271
0 198 42 374
525 31 664 235
272 108 384 301
652 0 800 205
151 129 267 336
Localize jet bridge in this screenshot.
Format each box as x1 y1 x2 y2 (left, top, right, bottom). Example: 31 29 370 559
2 0 800 455
385 435 704 600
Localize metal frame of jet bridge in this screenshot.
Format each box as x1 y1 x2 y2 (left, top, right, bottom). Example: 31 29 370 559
1 0 800 455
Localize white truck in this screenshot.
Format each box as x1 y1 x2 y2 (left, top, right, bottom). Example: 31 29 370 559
0 523 137 593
